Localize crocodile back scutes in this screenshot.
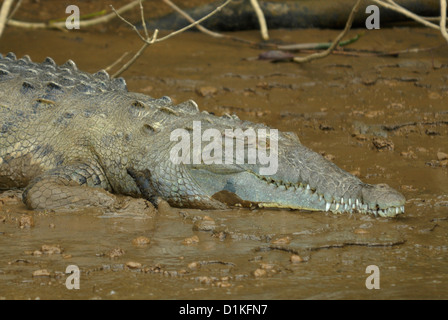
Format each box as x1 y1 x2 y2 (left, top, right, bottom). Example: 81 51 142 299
0 52 128 94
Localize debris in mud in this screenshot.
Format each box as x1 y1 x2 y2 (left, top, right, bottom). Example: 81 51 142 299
132 236 151 246
183 235 200 245
372 137 394 151
18 214 34 229
27 244 63 256
192 216 217 232
437 152 448 161
319 123 335 131
290 254 304 263
425 129 440 136
400 150 417 159
32 269 51 278
354 228 370 234
196 86 218 97
125 261 142 270
41 244 63 255
426 159 448 168
258 50 295 62
425 150 448 168
188 261 201 270
253 268 267 278
272 236 291 245
105 247 126 258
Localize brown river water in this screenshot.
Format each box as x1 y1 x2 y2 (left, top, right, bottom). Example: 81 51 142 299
0 1 447 300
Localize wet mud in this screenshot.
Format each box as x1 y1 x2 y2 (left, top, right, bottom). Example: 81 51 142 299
1 1 448 300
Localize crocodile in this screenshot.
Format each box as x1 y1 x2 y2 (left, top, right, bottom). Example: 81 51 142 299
0 52 405 217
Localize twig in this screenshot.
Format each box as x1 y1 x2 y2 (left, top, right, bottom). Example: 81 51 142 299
293 0 362 63
250 0 269 41
110 0 232 78
104 51 130 72
370 0 443 31
155 0 232 43
162 0 223 38
110 0 158 78
371 0 448 43
441 0 448 43
278 33 363 51
7 0 22 20
7 0 143 29
0 0 14 38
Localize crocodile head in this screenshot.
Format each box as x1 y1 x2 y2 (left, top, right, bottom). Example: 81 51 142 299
127 99 405 217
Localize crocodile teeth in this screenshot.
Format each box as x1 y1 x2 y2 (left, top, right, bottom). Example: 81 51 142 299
325 202 331 212
335 203 340 211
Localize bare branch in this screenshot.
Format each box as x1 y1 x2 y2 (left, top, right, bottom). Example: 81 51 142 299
8 0 23 20
440 0 448 42
139 0 149 39
162 0 223 38
104 51 130 72
370 0 440 30
0 0 14 38
293 0 362 63
110 4 147 43
250 0 269 41
155 0 232 43
7 0 144 29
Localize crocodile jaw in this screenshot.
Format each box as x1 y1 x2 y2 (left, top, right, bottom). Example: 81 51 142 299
187 169 406 217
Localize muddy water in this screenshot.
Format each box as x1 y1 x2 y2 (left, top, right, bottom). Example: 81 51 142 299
0 24 447 299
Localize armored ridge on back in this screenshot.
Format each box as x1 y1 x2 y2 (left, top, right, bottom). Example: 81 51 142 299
0 52 406 217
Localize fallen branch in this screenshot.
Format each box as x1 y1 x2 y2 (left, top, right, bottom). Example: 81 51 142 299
104 51 130 72
7 0 143 29
0 0 14 38
8 0 23 21
441 0 448 42
293 0 362 63
371 0 440 30
371 0 448 43
161 0 223 38
250 0 269 41
278 33 363 51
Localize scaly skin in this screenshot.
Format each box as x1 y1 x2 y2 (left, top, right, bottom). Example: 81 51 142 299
0 53 405 216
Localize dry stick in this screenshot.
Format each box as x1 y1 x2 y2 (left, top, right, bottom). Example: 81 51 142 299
154 0 232 43
370 0 441 31
161 0 270 46
162 0 223 38
104 51 130 72
372 0 448 43
441 0 448 43
250 0 269 41
110 0 158 78
110 0 233 78
7 0 144 29
7 0 22 20
0 0 14 38
293 0 362 63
